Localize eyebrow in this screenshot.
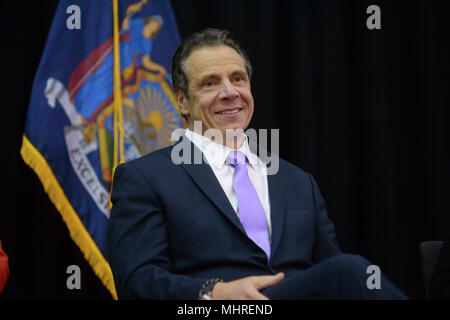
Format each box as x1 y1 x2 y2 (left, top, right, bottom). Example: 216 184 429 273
196 73 221 86
230 70 248 78
195 70 248 87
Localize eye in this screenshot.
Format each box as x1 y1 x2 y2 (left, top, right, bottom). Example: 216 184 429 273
233 75 242 82
204 80 215 87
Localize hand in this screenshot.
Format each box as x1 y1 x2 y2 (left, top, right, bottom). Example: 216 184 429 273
126 2 144 15
211 272 284 300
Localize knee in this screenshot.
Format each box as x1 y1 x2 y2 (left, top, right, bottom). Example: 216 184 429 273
329 253 372 274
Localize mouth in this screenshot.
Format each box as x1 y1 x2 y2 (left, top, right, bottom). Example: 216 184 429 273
216 108 243 115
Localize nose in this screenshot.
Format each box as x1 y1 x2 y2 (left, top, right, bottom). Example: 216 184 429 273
218 80 239 100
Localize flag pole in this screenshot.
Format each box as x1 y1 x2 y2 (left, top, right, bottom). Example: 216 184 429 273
112 0 125 175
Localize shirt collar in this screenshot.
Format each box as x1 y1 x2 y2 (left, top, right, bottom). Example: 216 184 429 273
184 128 260 170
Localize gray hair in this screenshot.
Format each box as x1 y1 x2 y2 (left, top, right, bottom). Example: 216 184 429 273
171 28 253 101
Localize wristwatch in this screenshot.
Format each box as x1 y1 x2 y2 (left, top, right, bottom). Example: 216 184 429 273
198 278 223 300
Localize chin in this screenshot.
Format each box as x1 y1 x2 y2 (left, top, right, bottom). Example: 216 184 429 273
214 116 249 130
217 122 246 132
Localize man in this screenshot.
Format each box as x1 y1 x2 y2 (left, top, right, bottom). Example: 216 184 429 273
107 28 407 300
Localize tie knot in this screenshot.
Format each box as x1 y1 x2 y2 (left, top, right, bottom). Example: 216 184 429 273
227 151 247 166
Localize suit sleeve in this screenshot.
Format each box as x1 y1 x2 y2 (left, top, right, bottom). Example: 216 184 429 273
107 162 206 299
307 173 342 262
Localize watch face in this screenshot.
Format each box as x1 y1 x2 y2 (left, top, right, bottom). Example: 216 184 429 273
201 293 213 300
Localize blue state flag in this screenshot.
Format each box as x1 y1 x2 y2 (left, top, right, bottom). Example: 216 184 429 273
20 0 183 298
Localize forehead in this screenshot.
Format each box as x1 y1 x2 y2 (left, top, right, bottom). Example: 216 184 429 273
185 46 246 80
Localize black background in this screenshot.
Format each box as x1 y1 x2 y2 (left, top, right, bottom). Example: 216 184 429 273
1 0 449 300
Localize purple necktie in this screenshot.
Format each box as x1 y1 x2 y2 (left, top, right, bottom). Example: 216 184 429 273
227 151 270 259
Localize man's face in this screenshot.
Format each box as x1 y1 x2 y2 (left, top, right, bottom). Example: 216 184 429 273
177 46 254 136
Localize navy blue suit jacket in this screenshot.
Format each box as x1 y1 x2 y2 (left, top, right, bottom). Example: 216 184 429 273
107 138 341 299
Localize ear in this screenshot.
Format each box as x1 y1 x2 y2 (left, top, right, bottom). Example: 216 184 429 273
175 89 189 117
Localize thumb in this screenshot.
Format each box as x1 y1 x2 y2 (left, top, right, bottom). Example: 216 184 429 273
257 272 285 290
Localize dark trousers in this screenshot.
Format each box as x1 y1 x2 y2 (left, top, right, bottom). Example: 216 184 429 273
263 254 408 299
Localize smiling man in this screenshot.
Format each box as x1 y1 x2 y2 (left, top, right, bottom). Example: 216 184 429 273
176 45 253 137
107 28 407 300
173 34 255 151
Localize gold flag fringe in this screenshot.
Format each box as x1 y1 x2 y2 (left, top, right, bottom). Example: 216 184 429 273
20 135 118 299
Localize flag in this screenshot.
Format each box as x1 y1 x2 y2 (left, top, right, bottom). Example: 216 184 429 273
20 0 183 299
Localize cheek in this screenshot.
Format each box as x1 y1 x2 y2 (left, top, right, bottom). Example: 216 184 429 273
198 93 219 116
240 89 254 110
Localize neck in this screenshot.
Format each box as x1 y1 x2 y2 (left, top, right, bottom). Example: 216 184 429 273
186 126 246 150
224 131 246 150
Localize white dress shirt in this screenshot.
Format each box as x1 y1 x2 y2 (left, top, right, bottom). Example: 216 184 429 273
184 129 272 240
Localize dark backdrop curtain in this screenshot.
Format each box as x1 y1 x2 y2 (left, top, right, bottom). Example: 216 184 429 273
1 0 449 299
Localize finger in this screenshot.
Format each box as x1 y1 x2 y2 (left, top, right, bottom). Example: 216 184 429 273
254 272 285 290
246 288 270 300
259 273 284 289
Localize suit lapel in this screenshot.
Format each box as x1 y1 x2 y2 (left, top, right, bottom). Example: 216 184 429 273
176 138 247 236
268 168 285 264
